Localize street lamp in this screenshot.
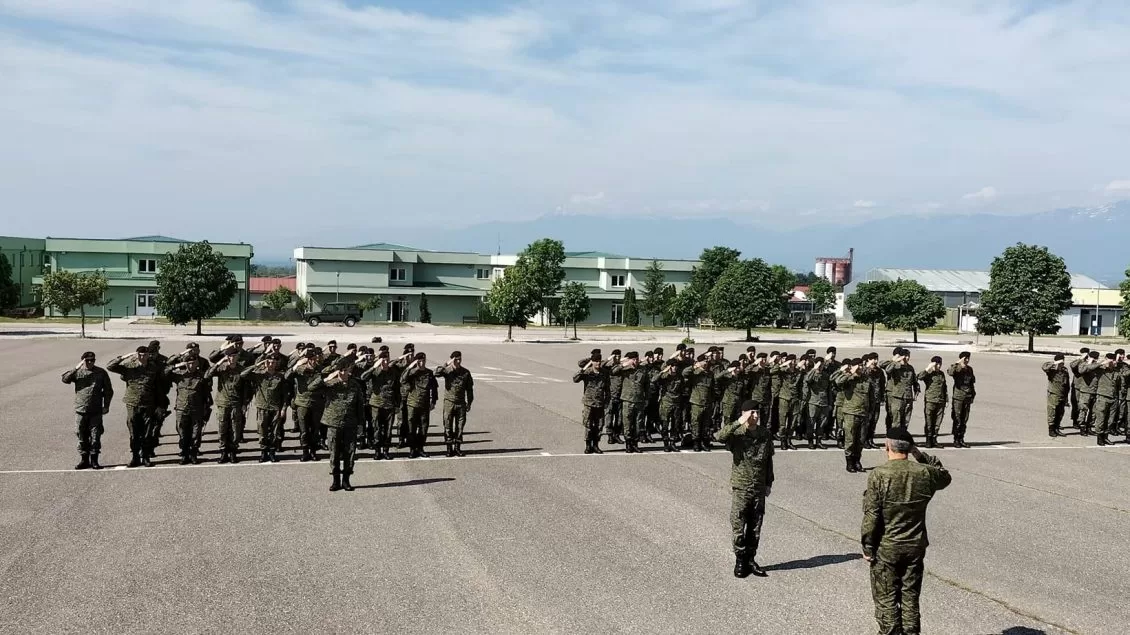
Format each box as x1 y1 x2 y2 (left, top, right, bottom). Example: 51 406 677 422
336 271 340 302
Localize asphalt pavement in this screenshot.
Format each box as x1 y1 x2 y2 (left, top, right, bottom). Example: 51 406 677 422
1 335 1126 634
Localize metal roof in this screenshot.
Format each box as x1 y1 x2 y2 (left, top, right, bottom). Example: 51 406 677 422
865 268 1107 292
351 242 428 251
121 235 188 243
565 251 625 258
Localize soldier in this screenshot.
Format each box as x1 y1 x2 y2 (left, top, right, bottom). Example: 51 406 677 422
360 349 399 460
822 347 841 442
835 358 870 473
239 354 293 463
286 342 307 431
106 346 159 468
771 354 801 450
748 353 773 432
717 360 748 434
435 351 475 457
165 351 210 465
323 339 342 370
862 427 951 635
401 351 439 458
146 340 173 455
1042 353 1070 437
1116 349 1130 440
946 352 976 448
573 349 609 454
718 400 774 579
603 349 625 444
864 353 886 449
643 350 663 441
915 356 947 448
804 357 832 450
205 346 249 463
311 363 365 492
610 352 650 453
655 358 685 453
288 347 325 462
1075 350 1100 436
682 354 716 452
353 346 375 449
1068 347 1089 431
1085 352 1120 446
880 348 919 431
392 343 415 448
62 351 114 470
767 351 783 436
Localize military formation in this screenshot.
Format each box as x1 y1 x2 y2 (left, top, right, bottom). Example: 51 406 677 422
62 337 474 491
1055 347 1130 446
574 345 978 471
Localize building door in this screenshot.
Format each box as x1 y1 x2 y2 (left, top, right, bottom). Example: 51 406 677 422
1093 314 1103 336
387 300 409 322
610 303 624 325
1078 310 1090 336
135 289 157 317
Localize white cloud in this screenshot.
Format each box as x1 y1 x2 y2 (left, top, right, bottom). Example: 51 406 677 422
568 191 606 205
853 200 876 208
962 186 998 202
1104 180 1130 194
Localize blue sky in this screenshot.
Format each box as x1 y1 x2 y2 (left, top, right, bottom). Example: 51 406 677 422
1 0 1129 251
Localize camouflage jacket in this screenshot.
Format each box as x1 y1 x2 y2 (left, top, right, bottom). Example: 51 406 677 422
573 365 610 408
359 364 400 409
834 369 870 416
105 356 159 407
655 366 685 405
946 363 976 401
610 364 650 405
862 452 952 558
603 359 625 399
880 360 919 400
804 367 833 407
717 420 775 492
165 367 211 413
62 366 114 414
400 365 439 409
288 363 325 408
239 367 293 411
916 369 948 404
311 375 365 429
747 365 772 404
681 365 715 407
1042 362 1070 399
435 364 475 406
204 359 247 408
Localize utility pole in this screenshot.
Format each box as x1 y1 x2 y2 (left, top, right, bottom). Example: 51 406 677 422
336 271 341 302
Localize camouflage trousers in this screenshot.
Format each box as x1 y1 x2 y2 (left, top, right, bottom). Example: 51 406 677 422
443 402 469 443
296 403 324 452
870 550 926 635
326 425 356 475
175 410 204 456
1076 393 1096 429
843 413 864 461
371 406 395 449
807 404 829 440
729 487 765 558
216 405 244 452
124 405 153 458
1047 398 1066 428
407 404 432 451
777 398 798 439
720 399 741 430
885 396 911 430
660 400 682 440
922 401 946 439
1092 396 1116 435
866 405 882 442
604 398 623 436
689 403 712 442
581 405 605 444
75 412 104 455
950 398 972 438
256 408 284 450
621 400 646 441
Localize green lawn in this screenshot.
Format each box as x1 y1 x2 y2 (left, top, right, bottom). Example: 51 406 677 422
0 316 94 324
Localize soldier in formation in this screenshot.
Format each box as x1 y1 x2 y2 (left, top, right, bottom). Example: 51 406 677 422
1063 347 1129 445
718 400 774 579
61 338 474 469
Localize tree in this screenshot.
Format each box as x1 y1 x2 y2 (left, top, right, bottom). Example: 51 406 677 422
155 241 238 336
881 279 945 343
708 259 781 341
976 243 1074 352
688 246 740 318
639 260 667 326
418 293 432 323
38 270 109 338
660 283 678 326
769 264 797 314
669 284 703 339
262 285 293 311
1120 265 1130 340
558 281 591 339
623 287 640 327
483 267 539 341
295 294 310 315
0 254 18 311
513 238 566 319
846 280 893 347
807 278 836 314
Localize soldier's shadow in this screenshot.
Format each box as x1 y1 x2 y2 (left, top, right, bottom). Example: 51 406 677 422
763 552 862 572
1000 628 1047 635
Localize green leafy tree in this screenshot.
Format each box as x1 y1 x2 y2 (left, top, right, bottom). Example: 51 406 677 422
807 278 836 314
558 281 591 339
294 294 310 315
38 270 109 338
639 260 667 326
882 279 945 343
976 243 1074 352
262 285 293 311
483 268 539 341
769 264 797 314
708 259 781 341
0 255 19 310
623 287 640 327
670 284 703 338
155 241 238 335
1120 265 1130 340
688 246 740 318
846 280 893 347
660 283 678 326
513 238 566 319
418 293 432 323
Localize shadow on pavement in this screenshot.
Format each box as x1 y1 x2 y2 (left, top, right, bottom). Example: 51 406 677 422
1000 628 1048 635
460 446 543 456
763 553 862 572
355 477 455 489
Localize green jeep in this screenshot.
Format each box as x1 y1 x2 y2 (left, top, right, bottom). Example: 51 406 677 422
304 302 364 327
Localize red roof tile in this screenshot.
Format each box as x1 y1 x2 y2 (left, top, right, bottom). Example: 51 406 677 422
250 276 296 293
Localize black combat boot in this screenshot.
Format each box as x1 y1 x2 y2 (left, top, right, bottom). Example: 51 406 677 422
584 440 594 455
1047 425 1058 438
1097 433 1108 446
846 456 856 473
837 430 845 449
734 555 750 578
700 438 712 452
128 453 141 468
329 471 341 492
75 453 90 470
341 473 355 492
417 446 429 459
180 454 191 465
853 457 865 473
814 434 826 450
191 451 202 465
219 451 231 464
270 449 280 463
230 450 240 464
90 454 102 470
381 447 393 460
455 442 466 457
957 436 971 449
749 560 767 577
807 435 816 450
259 450 269 463
142 453 154 467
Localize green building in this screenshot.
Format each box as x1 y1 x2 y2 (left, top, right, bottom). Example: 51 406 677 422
0 236 47 307
33 236 253 319
293 243 696 325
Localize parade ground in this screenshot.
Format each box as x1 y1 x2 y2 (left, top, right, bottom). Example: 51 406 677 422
1 326 1127 634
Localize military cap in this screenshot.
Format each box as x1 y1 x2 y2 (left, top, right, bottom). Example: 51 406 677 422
805 349 817 357
892 347 902 355
770 350 780 357
1106 352 1116 360
148 340 161 350
786 353 797 361
740 399 758 413
696 354 707 362
271 338 281 346
303 348 317 357
414 352 427 360
755 352 767 359
958 351 971 360
826 346 837 354
335 356 355 370
264 352 283 362
707 346 718 352
738 354 748 362
81 351 96 360
224 334 235 342
135 345 149 354
327 340 337 346
1080 347 1090 354
377 350 390 359
186 342 200 349
611 349 622 356
625 351 639 360
654 347 664 354
729 360 741 368
644 351 655 359
313 346 324 354
1115 348 1125 356
665 358 679 367
1054 353 1065 361
1089 351 1100 359
379 345 389 352
346 343 357 350
261 336 273 343
590 348 602 355
675 343 686 351
685 347 695 353
405 343 416 350
931 355 943 364
232 335 244 343
371 336 383 343
746 346 757 353
295 342 306 348
450 351 462 359
886 427 915 444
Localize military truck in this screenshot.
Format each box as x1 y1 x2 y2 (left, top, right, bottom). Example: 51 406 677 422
303 302 364 327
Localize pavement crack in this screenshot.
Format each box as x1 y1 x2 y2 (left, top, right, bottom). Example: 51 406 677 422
945 466 1130 516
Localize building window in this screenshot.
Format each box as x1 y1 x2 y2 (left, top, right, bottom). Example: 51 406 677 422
139 259 157 273
390 268 406 282
493 267 505 279
611 303 624 324
476 268 491 280
610 274 626 288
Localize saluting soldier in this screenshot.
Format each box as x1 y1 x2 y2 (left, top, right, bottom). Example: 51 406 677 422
718 400 774 579
771 354 801 450
747 353 773 433
573 349 610 454
106 346 159 468
359 348 399 460
804 357 832 450
205 346 249 463
603 349 625 444
610 352 650 453
311 363 365 492
834 358 870 473
643 350 664 442
656 358 685 453
717 360 748 435
165 351 210 465
947 352 976 448
288 347 325 462
1068 347 1089 431
1115 349 1129 440
917 356 947 448
435 351 475 457
1042 353 1070 437
239 354 293 463
862 428 951 635
864 353 886 449
1074 349 1099 435
880 348 919 431
391 343 415 448
62 351 114 470
401 351 439 458
683 354 716 452
1085 353 1121 446
146 340 173 455
767 351 783 436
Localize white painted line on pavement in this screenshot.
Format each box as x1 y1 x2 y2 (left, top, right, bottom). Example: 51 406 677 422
481 366 503 371
505 370 533 376
540 452 552 456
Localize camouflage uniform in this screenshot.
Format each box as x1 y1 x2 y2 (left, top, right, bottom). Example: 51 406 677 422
61 364 114 464
770 364 801 448
610 362 650 452
1075 358 1099 434
106 355 159 464
204 358 248 457
804 365 832 448
312 374 366 482
603 358 625 441
946 362 976 445
716 368 748 434
916 368 947 445
748 365 773 431
880 360 919 430
359 363 400 457
1041 361 1070 436
656 364 685 451
834 368 870 472
717 418 774 564
400 362 439 457
1083 359 1121 444
289 361 326 457
573 363 610 453
862 450 952 635
865 364 887 448
435 363 475 455
682 363 715 450
240 366 293 456
166 364 211 462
